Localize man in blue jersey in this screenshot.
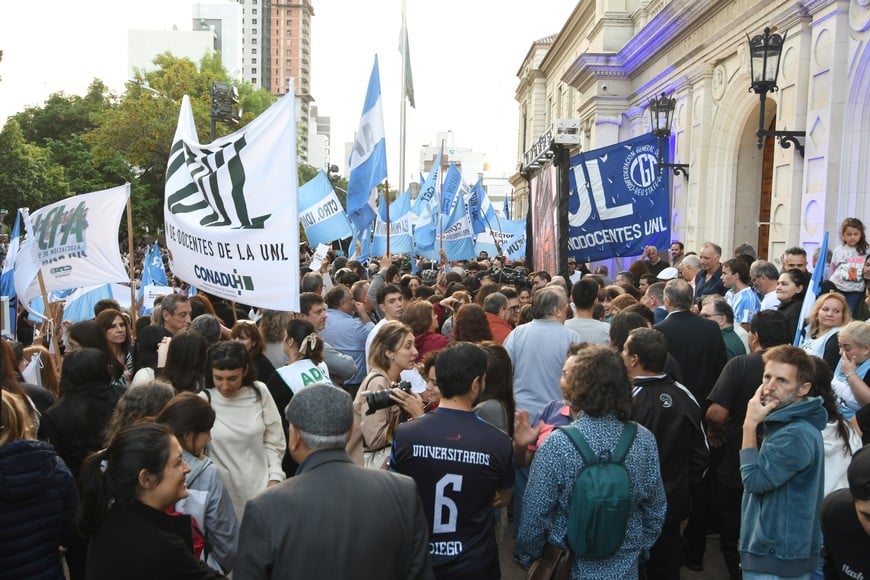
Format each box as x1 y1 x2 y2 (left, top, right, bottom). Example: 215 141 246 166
391 342 514 580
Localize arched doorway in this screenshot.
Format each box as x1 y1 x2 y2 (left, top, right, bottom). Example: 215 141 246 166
733 102 774 259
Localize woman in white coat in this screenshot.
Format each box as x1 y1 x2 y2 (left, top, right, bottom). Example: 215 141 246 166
200 341 285 518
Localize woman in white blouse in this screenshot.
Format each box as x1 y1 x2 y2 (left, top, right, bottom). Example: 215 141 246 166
201 341 285 518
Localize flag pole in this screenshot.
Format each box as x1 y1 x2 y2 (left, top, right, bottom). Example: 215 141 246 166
36 271 62 359
438 140 445 252
399 0 408 195
125 193 138 337
384 181 391 257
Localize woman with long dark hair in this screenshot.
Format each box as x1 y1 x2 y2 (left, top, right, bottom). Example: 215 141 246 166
231 321 275 383
95 308 133 385
474 341 516 436
131 325 173 386
160 331 208 393
78 423 225 579
201 341 285 518
776 268 810 341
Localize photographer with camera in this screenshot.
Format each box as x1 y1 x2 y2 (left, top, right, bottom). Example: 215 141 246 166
349 321 426 469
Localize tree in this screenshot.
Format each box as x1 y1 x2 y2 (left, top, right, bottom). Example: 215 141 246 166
0 119 69 212
87 52 276 231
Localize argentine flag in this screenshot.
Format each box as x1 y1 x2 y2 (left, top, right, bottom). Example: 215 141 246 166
347 56 387 232
372 188 413 256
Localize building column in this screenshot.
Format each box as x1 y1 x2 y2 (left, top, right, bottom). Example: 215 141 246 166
790 2 848 256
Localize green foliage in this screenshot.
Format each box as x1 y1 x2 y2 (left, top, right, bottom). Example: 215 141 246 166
1 51 290 236
0 119 70 212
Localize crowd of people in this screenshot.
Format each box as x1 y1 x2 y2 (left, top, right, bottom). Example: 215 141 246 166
3 217 870 579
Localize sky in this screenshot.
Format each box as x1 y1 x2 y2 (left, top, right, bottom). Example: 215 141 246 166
0 0 577 183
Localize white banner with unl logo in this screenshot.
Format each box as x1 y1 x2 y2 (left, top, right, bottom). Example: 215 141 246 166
14 184 131 307
164 89 300 311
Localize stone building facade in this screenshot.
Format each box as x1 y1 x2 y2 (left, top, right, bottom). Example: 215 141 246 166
512 0 870 266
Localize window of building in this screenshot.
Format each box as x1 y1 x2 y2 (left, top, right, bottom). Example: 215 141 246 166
252 8 257 14
252 77 257 84
251 68 257 74
252 38 257 44
286 19 292 25
286 49 292 56
252 18 257 24
286 59 291 66
252 48 257 54
286 29 292 36
286 69 292 76
252 28 257 34
252 58 257 64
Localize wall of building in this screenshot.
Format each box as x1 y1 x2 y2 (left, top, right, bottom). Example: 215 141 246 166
513 0 870 268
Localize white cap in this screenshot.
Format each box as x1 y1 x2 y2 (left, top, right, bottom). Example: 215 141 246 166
657 267 679 281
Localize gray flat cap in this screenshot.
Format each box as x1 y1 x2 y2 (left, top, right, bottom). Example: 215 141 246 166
285 383 353 436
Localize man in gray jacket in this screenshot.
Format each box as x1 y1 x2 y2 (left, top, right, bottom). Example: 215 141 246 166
235 384 434 580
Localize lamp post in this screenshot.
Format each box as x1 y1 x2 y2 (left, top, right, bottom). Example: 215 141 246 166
649 92 689 178
748 27 805 155
210 81 240 141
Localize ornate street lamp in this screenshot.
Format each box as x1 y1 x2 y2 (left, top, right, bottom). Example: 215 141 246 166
210 81 240 140
748 27 805 155
649 92 689 178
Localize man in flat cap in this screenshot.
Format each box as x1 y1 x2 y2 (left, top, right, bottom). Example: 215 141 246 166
820 444 870 579
234 384 434 580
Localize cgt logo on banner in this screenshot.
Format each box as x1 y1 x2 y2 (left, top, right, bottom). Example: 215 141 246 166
164 88 300 312
567 134 670 263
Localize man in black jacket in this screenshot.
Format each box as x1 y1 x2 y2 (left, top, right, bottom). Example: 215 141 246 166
235 384 434 580
622 327 709 580
821 445 870 579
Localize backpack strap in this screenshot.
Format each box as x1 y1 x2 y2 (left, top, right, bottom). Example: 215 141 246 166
559 421 637 465
611 421 638 464
559 425 598 465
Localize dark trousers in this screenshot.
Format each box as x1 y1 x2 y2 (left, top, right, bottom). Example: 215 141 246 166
682 446 723 565
641 520 682 580
719 484 743 580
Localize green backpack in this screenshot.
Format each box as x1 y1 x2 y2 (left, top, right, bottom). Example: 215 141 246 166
559 421 637 559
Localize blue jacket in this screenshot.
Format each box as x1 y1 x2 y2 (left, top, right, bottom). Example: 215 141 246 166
0 440 77 580
739 396 827 576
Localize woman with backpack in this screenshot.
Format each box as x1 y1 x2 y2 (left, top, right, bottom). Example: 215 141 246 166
515 344 666 579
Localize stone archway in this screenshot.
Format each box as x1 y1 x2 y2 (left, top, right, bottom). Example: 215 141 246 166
702 79 776 255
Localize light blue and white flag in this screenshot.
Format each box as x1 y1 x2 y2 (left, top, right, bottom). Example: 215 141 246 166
299 171 354 246
794 231 829 345
474 219 527 260
347 56 387 232
0 209 21 336
467 177 496 235
503 194 511 220
420 190 475 261
143 242 168 287
501 229 527 261
137 242 168 313
62 284 113 322
350 223 374 264
440 164 463 217
373 189 413 256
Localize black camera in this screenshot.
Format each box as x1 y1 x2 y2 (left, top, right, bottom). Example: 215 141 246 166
363 381 412 415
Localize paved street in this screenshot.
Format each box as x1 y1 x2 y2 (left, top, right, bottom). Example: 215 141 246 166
498 530 730 579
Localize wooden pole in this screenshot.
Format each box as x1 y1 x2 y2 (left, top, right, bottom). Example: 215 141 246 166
384 181 391 258
36 271 62 357
126 194 138 337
